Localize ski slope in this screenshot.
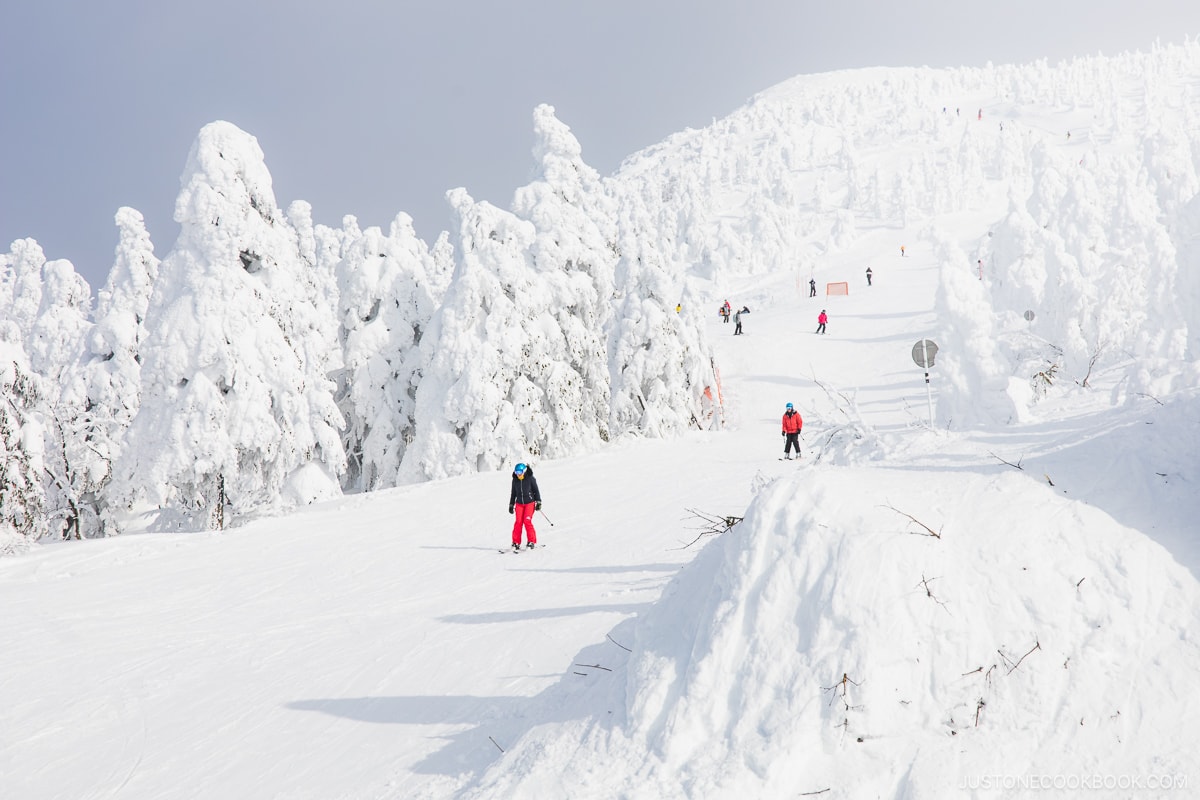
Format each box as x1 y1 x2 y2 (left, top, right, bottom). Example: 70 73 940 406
4 217 1198 799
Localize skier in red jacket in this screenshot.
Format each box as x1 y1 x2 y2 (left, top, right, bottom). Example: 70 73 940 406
816 310 828 335
781 403 803 459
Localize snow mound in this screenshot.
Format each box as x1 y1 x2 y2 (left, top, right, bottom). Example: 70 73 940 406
467 468 1200 798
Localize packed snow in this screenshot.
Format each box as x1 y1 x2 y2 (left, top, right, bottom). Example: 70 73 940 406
3 43 1200 799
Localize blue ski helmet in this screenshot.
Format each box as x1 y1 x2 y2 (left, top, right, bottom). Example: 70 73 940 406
786 403 794 410
514 463 527 475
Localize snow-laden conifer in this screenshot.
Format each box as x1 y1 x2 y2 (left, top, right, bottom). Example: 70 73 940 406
1 239 47 347
607 197 719 437
66 208 161 535
511 104 617 446
27 259 92 396
24 259 95 538
0 336 47 545
112 122 343 529
402 190 565 480
335 216 441 491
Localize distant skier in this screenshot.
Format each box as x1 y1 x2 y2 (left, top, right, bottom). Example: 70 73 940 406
722 299 732 323
816 309 828 335
734 307 745 335
809 278 817 297
508 462 542 551
781 402 803 459
865 266 873 286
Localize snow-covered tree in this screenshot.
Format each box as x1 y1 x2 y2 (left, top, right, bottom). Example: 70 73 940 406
24 259 94 539
27 259 92 395
66 208 161 535
932 233 1020 428
287 199 342 359
403 189 602 481
1 238 47 347
607 196 720 437
112 121 344 530
335 216 442 491
0 335 47 544
511 104 617 446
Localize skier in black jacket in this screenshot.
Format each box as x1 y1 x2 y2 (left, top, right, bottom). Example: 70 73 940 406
508 463 542 550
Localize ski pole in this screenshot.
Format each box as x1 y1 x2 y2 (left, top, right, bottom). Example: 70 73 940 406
539 509 556 527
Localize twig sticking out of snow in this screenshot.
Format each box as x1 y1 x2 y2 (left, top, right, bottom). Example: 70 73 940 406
989 451 1024 470
916 574 951 612
882 502 943 539
998 638 1042 675
676 508 743 548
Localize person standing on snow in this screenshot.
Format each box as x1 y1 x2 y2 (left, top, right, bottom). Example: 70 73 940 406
733 307 745 335
865 266 873 286
508 462 542 551
722 299 732 322
781 402 803 459
809 278 817 297
816 309 828 335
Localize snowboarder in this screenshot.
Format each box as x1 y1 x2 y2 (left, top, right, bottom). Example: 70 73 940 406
865 266 873 286
781 402 803 459
816 309 828 335
734 307 745 335
809 278 817 297
508 462 542 550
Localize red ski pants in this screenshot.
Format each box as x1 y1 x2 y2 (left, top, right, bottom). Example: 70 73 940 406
512 502 537 545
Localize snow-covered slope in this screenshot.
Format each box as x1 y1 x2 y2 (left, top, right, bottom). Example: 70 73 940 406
4 238 1198 798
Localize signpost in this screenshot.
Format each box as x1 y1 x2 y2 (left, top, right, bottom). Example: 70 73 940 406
911 338 939 426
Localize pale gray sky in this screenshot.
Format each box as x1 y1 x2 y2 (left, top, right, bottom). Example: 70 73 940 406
3 1 1199 288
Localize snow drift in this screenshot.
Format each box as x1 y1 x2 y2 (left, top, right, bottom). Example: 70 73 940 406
465 467 1200 798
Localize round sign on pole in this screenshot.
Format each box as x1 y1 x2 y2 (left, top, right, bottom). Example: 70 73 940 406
911 339 939 369
1023 310 1035 322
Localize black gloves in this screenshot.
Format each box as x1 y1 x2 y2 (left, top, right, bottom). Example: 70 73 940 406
781 431 786 437
508 505 514 514
536 501 542 510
